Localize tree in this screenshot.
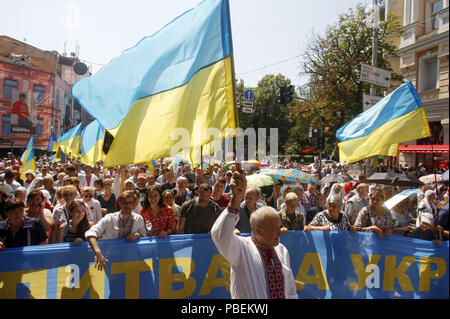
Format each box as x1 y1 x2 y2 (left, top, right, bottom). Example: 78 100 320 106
292 4 403 157
237 74 294 156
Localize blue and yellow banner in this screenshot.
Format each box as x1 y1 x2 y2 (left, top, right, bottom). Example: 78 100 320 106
336 81 431 164
0 231 447 299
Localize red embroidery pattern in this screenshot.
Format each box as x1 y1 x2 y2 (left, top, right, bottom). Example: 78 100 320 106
140 206 175 235
251 236 285 299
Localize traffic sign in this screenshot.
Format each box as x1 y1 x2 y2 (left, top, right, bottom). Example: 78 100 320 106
242 100 253 107
243 89 254 101
242 107 254 113
360 63 391 88
363 94 383 111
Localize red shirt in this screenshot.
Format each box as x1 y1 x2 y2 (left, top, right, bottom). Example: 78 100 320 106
12 101 29 120
140 206 175 235
212 193 230 210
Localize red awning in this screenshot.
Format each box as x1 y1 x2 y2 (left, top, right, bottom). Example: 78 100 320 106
398 145 449 153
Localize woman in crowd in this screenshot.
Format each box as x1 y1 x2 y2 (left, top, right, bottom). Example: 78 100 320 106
93 178 104 198
390 198 412 236
173 176 191 206
51 185 93 243
140 185 175 239
97 178 117 215
305 192 326 225
416 190 438 228
60 200 92 245
85 191 147 271
81 187 103 225
163 189 180 231
305 194 355 232
354 188 395 238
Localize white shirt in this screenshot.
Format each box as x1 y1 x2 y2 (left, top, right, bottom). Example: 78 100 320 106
85 198 103 225
211 208 298 299
85 211 146 240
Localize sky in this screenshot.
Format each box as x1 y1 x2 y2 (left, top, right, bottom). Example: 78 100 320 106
0 0 373 88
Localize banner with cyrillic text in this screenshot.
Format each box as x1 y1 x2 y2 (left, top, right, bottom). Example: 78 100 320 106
0 231 448 299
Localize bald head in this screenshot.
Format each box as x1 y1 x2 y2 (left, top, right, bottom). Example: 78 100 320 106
250 206 282 247
250 206 278 232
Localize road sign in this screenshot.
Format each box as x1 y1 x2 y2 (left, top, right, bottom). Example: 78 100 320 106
360 63 391 88
243 89 254 101
363 94 383 111
242 107 254 114
242 100 253 107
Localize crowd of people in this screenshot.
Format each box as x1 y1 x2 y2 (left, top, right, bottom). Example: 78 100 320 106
0 153 448 269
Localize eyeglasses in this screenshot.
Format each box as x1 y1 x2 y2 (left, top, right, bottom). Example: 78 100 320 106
83 194 92 198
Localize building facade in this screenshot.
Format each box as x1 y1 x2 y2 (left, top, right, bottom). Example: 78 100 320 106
386 0 449 170
0 36 92 156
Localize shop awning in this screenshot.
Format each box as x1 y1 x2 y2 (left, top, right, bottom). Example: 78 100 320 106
398 145 449 153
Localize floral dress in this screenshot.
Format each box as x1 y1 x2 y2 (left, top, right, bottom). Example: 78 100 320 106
354 206 395 229
140 206 175 235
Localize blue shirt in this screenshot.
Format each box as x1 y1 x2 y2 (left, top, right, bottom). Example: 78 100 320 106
0 216 47 248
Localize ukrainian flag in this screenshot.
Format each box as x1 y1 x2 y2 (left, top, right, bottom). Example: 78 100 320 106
336 81 431 164
57 122 83 157
47 132 57 153
72 0 238 167
20 135 36 180
80 120 106 166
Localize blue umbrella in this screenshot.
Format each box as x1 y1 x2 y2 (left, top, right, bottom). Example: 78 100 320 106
262 169 318 185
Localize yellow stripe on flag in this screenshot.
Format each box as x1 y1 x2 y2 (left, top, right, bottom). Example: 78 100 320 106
104 56 237 167
338 107 430 163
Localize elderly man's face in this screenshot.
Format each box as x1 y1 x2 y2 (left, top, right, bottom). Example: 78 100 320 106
245 190 259 207
255 212 282 247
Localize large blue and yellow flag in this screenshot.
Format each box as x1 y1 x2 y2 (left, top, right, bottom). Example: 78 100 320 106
80 120 106 166
336 81 431 164
72 0 238 167
57 122 83 157
20 135 36 180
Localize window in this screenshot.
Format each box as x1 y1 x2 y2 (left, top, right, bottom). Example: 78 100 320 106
432 0 443 30
1 115 12 136
34 84 45 105
419 54 439 91
3 79 18 100
36 118 43 137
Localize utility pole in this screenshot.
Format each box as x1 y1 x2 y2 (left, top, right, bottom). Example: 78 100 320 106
370 0 379 97
367 0 379 176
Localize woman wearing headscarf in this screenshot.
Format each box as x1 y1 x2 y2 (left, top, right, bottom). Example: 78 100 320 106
416 190 438 228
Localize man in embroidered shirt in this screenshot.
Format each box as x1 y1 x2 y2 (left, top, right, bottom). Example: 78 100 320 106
211 170 298 299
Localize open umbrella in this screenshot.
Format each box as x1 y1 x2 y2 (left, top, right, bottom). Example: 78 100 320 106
262 169 310 184
442 169 449 181
419 174 442 183
383 189 419 210
321 173 354 184
367 172 423 187
246 174 278 188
